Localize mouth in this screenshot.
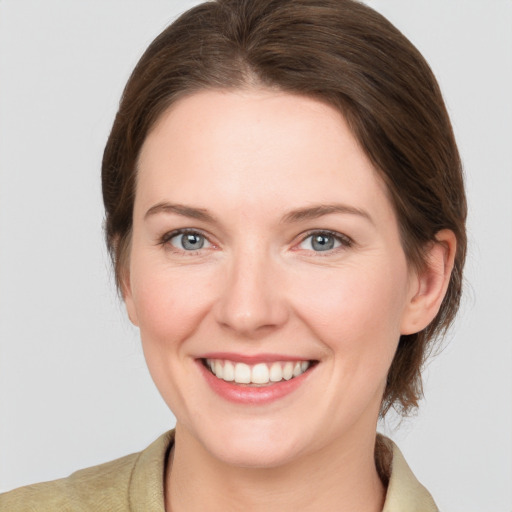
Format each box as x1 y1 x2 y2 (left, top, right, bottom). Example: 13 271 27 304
202 358 316 386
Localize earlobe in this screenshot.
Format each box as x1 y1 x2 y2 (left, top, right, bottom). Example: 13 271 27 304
400 229 457 335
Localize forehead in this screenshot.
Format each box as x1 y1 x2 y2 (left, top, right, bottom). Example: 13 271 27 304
135 89 392 221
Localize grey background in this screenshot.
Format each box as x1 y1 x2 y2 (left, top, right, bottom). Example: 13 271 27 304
0 1 511 510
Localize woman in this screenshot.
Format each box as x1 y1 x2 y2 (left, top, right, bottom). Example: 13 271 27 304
0 0 466 510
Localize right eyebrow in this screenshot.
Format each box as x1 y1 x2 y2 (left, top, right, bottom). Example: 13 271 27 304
144 202 217 223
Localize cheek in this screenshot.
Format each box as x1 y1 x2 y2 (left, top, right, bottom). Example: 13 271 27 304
128 257 219 410
129 258 215 347
291 259 409 362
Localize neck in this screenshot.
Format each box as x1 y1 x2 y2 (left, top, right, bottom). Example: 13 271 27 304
166 423 386 512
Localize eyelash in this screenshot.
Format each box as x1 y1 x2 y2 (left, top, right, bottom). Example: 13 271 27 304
159 229 354 255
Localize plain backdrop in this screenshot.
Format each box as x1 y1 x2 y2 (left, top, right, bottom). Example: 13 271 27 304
0 1 511 510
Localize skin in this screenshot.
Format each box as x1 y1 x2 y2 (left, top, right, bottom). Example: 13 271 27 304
123 89 455 512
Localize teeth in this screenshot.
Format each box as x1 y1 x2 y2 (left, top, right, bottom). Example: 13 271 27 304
206 359 312 385
223 360 235 381
214 360 223 379
283 362 293 380
269 362 283 382
251 363 269 384
234 363 251 384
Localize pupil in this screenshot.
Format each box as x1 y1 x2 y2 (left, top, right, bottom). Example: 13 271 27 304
312 234 334 251
182 233 204 250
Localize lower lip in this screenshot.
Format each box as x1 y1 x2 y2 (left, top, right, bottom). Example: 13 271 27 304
197 361 314 405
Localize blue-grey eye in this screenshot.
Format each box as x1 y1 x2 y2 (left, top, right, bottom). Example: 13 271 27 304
170 232 209 251
299 232 342 252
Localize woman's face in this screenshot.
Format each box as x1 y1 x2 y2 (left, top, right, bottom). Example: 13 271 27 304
125 89 420 467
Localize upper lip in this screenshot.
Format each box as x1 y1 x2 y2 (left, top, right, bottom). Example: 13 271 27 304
198 352 316 364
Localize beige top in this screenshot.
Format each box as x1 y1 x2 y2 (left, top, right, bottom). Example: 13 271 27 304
0 431 438 511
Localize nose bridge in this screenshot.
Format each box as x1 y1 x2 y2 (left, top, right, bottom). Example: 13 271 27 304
215 240 288 336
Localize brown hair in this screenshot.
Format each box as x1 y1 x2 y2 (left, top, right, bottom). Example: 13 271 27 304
102 0 467 416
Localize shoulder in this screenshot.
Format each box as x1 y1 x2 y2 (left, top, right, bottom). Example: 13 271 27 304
0 431 174 512
0 452 138 511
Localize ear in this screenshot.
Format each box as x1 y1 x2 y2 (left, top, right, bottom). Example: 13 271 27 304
113 234 139 327
400 229 457 335
120 262 140 327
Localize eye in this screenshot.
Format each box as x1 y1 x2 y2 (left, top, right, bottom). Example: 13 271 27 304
164 230 212 252
298 231 351 252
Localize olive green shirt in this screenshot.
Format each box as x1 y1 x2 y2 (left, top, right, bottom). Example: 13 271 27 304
0 431 438 511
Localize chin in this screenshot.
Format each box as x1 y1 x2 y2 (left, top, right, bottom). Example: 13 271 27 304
212 437 303 469
191 416 309 469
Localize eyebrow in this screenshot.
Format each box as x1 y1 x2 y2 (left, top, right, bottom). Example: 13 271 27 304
144 202 217 223
144 201 373 225
280 203 374 225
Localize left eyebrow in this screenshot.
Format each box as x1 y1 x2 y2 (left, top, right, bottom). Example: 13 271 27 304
280 203 374 225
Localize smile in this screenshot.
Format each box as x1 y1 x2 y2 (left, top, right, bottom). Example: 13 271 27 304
198 355 317 404
204 359 312 386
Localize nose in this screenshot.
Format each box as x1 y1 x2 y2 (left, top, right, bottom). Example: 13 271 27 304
213 247 289 339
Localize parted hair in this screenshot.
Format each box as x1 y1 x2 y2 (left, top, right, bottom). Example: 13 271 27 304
102 0 467 416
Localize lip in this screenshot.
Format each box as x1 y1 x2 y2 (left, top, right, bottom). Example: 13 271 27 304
196 357 316 405
199 352 309 364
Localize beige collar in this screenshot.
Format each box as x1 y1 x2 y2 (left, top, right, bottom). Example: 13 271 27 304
128 430 438 512
380 435 439 511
